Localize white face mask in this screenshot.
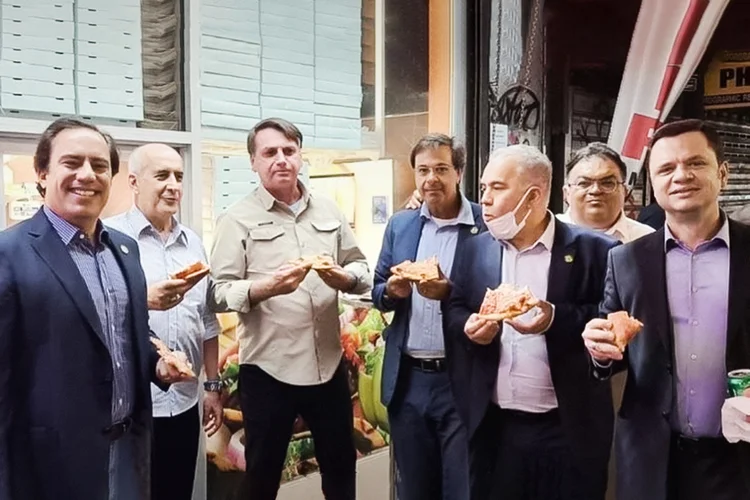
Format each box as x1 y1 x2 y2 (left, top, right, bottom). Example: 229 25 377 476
486 188 534 241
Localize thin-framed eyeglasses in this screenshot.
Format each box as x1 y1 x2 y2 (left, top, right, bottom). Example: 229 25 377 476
567 178 624 194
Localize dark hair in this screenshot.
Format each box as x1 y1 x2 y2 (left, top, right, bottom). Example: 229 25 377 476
565 142 627 181
34 118 120 196
246 117 303 157
409 133 466 172
648 119 725 164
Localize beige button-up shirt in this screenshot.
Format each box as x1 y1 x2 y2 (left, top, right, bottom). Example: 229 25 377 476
556 210 654 243
210 183 372 386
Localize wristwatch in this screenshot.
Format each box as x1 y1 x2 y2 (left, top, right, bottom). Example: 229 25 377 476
203 379 223 393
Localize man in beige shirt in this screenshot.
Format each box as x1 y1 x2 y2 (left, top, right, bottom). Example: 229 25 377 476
210 117 371 500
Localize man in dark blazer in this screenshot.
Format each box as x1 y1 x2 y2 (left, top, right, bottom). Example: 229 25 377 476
372 134 485 500
445 145 617 500
583 119 750 500
0 118 183 500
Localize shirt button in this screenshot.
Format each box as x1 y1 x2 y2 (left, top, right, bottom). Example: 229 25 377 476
691 286 698 293
692 320 699 326
691 354 698 360
689 389 696 395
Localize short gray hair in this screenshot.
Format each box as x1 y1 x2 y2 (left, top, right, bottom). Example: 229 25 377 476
128 145 147 175
488 144 552 196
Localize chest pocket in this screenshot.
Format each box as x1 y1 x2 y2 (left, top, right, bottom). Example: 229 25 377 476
247 225 286 272
308 220 341 260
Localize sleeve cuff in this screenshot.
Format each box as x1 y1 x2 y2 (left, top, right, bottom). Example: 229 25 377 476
540 303 556 334
225 280 254 314
592 357 613 369
344 262 372 295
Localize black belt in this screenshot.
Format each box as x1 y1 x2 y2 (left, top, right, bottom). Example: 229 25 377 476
499 407 560 423
672 433 730 454
402 355 447 373
103 417 133 441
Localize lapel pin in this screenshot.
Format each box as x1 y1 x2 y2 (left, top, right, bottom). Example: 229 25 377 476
120 245 130 255
471 226 479 234
564 254 574 263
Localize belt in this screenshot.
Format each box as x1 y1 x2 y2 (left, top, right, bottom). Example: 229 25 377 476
402 355 447 373
672 433 730 454
103 417 133 441
499 407 560 423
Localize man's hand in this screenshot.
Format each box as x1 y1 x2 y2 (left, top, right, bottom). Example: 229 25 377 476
155 358 192 384
415 266 450 301
582 318 623 362
506 300 554 335
148 279 192 310
405 189 423 210
316 266 357 292
203 391 223 437
385 274 412 299
464 313 500 345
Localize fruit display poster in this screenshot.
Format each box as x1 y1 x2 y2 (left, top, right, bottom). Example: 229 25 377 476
206 296 392 499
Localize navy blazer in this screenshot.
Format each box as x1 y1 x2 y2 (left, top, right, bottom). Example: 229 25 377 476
372 201 485 407
444 219 618 468
594 220 750 500
0 209 161 500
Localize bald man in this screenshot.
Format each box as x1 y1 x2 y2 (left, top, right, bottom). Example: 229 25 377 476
444 145 618 500
105 144 223 500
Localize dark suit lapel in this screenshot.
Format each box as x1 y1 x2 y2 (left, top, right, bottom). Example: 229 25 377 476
642 229 673 353
27 212 106 344
547 220 576 304
726 221 750 371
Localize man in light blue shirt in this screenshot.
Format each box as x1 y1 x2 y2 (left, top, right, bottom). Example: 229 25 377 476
372 134 485 500
105 143 222 500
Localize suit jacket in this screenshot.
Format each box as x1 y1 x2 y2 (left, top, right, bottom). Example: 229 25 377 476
594 220 750 500
444 219 618 468
372 202 485 407
0 209 162 500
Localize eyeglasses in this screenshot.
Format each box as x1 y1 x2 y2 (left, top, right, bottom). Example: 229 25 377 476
568 178 624 194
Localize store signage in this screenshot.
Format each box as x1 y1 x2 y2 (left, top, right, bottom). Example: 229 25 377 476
704 50 750 109
8 198 42 221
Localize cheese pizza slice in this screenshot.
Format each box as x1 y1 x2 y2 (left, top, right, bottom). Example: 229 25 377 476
607 311 643 351
390 256 440 282
171 261 209 281
477 283 540 321
290 254 337 270
150 337 196 378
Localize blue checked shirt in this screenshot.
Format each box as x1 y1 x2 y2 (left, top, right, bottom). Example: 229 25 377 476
406 195 475 358
44 206 134 423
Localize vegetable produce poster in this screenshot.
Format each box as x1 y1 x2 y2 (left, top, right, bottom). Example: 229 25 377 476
206 297 392 498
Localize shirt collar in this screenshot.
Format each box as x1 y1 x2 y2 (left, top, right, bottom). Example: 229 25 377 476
126 206 185 242
561 208 627 238
420 194 475 226
43 205 108 246
257 181 311 212
664 213 730 251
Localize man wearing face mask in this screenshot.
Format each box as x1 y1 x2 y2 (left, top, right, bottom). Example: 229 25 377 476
444 145 618 500
105 144 222 500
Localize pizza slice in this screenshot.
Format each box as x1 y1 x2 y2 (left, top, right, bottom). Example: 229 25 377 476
390 256 440 282
477 283 540 321
290 254 337 270
150 337 196 378
171 261 209 281
607 311 643 351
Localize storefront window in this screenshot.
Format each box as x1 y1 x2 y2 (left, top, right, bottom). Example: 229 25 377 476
199 0 453 497
0 0 183 130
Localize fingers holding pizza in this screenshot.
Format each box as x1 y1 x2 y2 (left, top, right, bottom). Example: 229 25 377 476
465 314 500 345
388 257 449 300
582 312 643 363
476 284 552 334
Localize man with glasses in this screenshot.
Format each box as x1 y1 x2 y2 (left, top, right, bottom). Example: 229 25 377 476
373 134 484 500
558 142 653 243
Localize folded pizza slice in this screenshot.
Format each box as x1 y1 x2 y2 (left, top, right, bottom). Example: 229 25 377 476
477 283 540 321
390 256 440 282
607 311 643 351
290 254 337 270
171 261 209 281
150 337 196 378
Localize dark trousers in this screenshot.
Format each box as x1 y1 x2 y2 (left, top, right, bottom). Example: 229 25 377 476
668 434 749 500
388 362 470 500
152 404 200 500
238 362 356 500
471 404 606 500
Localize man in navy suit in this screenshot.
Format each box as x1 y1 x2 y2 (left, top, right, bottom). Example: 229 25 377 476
445 145 617 500
0 118 185 500
583 119 750 500
372 134 485 500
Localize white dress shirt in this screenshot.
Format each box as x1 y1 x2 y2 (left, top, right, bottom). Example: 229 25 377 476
557 210 654 243
494 214 558 412
106 207 221 417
